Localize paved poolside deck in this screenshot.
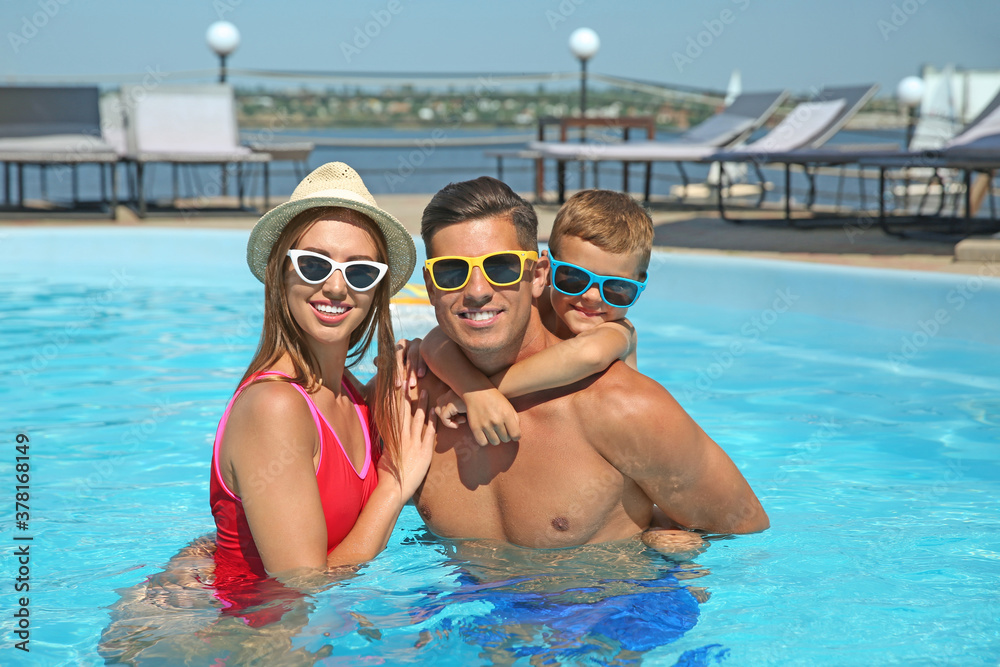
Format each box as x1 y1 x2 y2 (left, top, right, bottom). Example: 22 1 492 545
2 193 998 276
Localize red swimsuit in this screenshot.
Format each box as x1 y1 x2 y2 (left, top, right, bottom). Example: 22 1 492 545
209 371 380 622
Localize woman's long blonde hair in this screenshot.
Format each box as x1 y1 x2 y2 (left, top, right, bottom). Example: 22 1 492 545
239 206 401 463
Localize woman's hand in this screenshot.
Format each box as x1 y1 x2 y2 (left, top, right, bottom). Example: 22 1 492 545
395 338 427 389
381 389 436 501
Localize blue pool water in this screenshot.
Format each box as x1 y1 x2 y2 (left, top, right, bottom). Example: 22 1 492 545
1 227 999 665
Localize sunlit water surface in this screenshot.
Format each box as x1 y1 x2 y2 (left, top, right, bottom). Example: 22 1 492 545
0 228 998 666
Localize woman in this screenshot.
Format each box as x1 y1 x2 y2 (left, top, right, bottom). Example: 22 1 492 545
99 163 433 658
211 161 435 582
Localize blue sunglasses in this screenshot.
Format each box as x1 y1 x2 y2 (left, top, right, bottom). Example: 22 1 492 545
548 256 647 308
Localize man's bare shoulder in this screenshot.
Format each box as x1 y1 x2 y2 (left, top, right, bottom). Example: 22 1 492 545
566 362 701 458
573 362 681 421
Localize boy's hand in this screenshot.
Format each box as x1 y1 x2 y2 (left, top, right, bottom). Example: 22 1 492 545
463 388 520 447
435 389 468 429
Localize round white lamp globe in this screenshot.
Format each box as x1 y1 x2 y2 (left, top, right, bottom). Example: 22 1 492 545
206 21 241 57
569 28 600 61
896 76 925 108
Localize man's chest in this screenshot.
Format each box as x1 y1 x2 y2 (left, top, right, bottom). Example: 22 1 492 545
415 412 641 548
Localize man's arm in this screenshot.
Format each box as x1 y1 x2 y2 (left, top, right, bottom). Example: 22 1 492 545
589 369 769 534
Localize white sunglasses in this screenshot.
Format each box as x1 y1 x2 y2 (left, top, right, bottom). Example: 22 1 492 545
286 249 388 291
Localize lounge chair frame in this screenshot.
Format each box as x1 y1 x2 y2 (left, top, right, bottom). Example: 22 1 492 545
530 91 789 204
0 85 119 217
120 83 271 217
717 85 1000 238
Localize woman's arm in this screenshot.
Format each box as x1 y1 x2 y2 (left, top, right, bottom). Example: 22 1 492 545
226 382 333 574
492 319 635 398
325 388 436 568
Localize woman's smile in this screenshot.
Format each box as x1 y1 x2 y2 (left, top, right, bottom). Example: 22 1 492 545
310 300 352 323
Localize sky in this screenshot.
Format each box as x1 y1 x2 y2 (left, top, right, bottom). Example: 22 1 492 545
1 0 997 97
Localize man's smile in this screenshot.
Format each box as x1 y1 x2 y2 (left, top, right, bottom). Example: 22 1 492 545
458 308 503 326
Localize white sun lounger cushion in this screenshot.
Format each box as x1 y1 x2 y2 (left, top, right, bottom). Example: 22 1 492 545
735 99 846 154
946 102 1000 149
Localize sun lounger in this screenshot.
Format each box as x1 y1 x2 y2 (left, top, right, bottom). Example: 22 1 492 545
244 140 313 181
705 84 880 217
530 91 788 202
913 90 1000 158
719 88 1000 236
854 95 1000 238
0 86 119 216
719 86 1000 227
120 83 270 217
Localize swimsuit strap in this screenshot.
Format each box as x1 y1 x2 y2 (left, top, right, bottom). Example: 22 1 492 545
253 372 326 443
340 377 373 451
289 373 372 478
212 371 324 501
213 371 373 501
258 372 372 477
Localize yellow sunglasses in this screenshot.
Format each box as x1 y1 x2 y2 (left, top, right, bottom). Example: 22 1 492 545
424 251 538 291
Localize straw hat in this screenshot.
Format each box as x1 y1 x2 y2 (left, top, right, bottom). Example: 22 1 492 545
246 162 416 295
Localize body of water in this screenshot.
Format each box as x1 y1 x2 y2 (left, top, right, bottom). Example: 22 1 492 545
1 228 997 664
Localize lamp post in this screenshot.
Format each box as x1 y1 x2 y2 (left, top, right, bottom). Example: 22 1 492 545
896 75 925 211
569 28 600 119
206 22 241 198
896 75 924 148
206 21 240 84
568 28 600 189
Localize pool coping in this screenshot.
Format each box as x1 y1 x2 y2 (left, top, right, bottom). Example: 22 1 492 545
2 191 999 277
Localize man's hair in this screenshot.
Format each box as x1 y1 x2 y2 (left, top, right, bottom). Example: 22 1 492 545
421 176 538 255
548 190 655 275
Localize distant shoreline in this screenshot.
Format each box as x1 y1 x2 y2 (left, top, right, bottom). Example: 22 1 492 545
238 113 907 132
238 118 531 131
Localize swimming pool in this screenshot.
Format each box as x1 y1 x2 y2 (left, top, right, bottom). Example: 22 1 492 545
1 227 998 665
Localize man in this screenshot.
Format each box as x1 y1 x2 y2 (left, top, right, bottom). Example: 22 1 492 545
412 176 768 547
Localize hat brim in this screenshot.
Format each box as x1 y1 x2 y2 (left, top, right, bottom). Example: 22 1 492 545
246 192 416 296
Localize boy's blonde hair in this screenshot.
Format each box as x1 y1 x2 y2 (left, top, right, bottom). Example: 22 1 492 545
548 190 654 275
